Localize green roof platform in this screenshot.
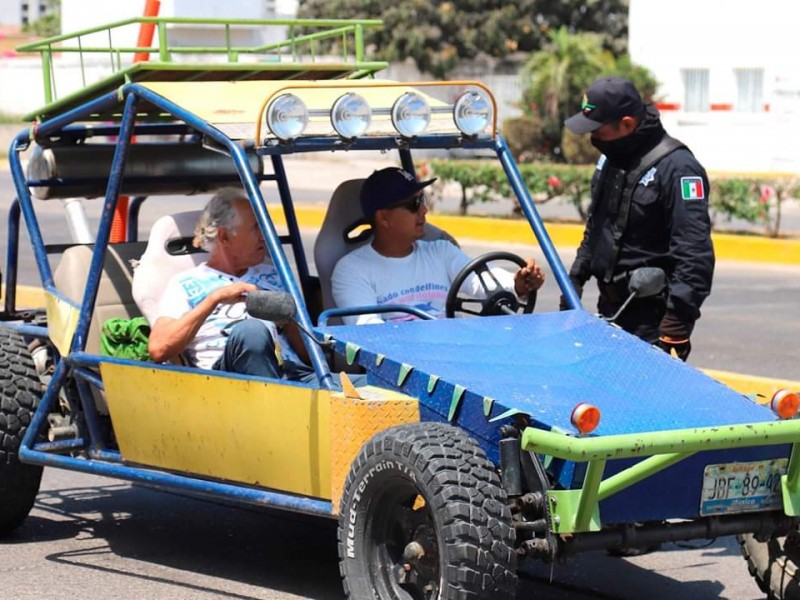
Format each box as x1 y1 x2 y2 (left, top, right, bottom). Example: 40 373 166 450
16 16 389 122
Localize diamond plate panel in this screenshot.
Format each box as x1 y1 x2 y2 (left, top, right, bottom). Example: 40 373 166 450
329 389 419 515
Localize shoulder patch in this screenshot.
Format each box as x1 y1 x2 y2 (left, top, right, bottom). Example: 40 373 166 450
595 155 606 171
680 176 705 200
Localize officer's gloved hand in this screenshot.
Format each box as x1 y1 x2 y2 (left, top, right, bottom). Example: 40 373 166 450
656 337 691 361
559 277 584 311
657 312 692 361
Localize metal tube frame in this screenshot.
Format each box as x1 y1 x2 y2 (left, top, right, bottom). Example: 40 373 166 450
3 199 21 315
522 421 800 533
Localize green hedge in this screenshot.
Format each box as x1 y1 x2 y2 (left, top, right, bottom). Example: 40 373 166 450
425 159 799 238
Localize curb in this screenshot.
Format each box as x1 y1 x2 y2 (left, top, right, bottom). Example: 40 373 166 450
281 207 800 266
1 160 798 265
6 285 798 400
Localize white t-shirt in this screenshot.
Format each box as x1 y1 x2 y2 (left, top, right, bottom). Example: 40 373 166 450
331 240 516 325
156 262 301 369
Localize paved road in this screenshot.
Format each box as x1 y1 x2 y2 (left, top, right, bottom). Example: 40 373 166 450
1 167 798 599
3 469 762 600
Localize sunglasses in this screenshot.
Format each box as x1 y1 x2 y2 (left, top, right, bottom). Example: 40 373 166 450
390 193 427 213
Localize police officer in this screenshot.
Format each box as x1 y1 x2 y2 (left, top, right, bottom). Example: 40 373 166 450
562 76 714 361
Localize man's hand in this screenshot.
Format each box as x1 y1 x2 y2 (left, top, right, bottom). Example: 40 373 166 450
211 282 256 305
514 258 545 297
149 282 256 363
656 337 691 361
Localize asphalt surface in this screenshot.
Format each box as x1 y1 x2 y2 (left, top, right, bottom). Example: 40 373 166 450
1 163 798 599
3 469 762 600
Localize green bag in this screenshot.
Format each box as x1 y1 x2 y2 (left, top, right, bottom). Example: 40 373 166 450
101 317 152 361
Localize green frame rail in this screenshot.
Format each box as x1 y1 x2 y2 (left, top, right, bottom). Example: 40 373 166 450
521 420 800 534
16 17 387 121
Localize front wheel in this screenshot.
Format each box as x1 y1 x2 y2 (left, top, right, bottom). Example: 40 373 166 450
0 326 44 536
739 532 800 599
338 422 517 599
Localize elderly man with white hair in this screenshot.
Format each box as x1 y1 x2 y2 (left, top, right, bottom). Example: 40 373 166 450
148 188 313 382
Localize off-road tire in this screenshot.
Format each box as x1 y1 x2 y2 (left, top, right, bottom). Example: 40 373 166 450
739 531 800 599
0 326 44 536
338 422 517 599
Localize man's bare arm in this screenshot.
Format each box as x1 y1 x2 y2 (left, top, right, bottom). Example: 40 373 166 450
148 282 256 362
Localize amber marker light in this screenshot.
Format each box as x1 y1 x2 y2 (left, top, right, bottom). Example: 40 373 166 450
770 389 800 420
570 403 601 435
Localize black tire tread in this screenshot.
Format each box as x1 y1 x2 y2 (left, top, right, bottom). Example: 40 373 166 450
0 326 44 536
738 532 800 599
338 422 517 599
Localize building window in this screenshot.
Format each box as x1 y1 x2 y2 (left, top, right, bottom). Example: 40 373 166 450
735 68 764 112
682 69 710 112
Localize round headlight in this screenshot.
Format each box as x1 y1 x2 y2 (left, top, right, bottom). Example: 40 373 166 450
391 92 431 138
453 91 492 136
266 93 308 141
331 92 372 139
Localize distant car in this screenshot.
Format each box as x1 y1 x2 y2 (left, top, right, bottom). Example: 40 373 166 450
2 16 800 600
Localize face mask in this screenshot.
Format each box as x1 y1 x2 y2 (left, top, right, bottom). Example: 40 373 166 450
590 135 641 167
590 105 666 168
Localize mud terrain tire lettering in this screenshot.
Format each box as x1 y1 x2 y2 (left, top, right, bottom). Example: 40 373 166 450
337 422 517 599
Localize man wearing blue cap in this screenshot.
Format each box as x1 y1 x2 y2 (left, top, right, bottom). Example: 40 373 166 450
562 76 714 362
331 167 544 324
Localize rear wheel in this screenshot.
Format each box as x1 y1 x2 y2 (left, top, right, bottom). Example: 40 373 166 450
0 326 44 536
338 422 517 599
739 531 800 599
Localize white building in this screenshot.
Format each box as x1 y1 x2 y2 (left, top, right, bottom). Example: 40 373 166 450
0 0 301 115
61 0 298 50
629 0 800 173
0 0 54 28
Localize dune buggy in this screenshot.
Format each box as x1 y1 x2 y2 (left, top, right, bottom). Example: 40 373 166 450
2 16 800 600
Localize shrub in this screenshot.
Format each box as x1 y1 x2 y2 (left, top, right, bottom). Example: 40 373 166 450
427 159 799 236
501 116 544 162
428 159 594 219
561 128 600 165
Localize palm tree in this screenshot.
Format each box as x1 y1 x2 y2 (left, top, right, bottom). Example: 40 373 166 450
521 27 612 157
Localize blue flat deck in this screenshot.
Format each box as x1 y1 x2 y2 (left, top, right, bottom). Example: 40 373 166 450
321 310 775 437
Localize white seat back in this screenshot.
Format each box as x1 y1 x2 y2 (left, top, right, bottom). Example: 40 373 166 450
132 211 208 324
54 242 146 355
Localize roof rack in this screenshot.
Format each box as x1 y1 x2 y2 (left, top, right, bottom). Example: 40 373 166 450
17 17 388 122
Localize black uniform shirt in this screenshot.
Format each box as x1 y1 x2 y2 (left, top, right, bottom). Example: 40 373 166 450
570 148 715 323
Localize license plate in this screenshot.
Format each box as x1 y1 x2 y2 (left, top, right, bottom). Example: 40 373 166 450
700 459 788 516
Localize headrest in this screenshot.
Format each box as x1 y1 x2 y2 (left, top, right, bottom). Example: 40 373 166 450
132 211 208 324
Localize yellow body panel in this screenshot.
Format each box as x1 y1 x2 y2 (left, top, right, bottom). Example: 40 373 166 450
102 363 333 498
102 363 420 504
329 391 420 514
45 291 79 356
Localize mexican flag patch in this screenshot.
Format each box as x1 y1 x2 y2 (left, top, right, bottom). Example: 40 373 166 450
681 176 705 200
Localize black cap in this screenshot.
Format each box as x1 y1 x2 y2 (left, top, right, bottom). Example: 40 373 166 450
360 167 437 219
564 76 645 135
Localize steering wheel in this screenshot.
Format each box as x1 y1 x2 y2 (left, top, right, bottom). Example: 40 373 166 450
445 251 537 318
